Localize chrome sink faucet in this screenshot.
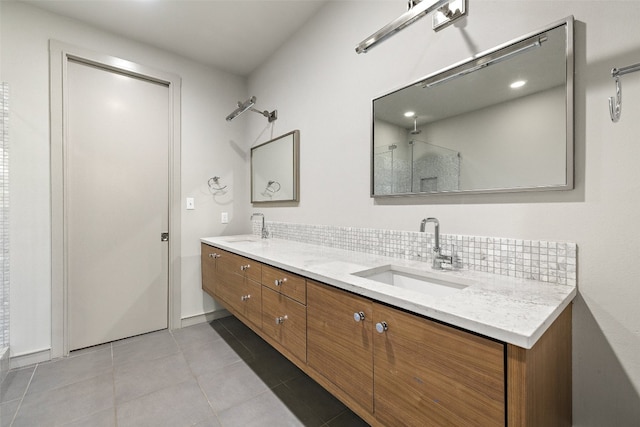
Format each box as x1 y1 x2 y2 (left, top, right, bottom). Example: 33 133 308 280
420 217 452 270
250 213 269 239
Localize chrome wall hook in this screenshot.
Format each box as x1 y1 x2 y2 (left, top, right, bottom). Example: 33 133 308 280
609 74 622 123
608 62 640 123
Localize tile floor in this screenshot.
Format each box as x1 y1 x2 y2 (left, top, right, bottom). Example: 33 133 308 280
0 316 369 426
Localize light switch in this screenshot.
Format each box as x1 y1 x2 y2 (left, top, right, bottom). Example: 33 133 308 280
221 212 229 224
186 198 195 210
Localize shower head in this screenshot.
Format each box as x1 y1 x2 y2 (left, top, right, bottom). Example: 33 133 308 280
226 96 256 121
225 96 278 122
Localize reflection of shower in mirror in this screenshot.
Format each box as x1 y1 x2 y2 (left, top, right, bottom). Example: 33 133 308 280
261 180 281 198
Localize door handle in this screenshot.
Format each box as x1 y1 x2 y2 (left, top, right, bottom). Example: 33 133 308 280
161 232 169 241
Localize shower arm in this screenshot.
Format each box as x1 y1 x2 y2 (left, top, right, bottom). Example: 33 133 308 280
247 107 278 122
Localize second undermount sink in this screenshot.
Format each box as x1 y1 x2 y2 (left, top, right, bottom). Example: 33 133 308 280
353 265 471 298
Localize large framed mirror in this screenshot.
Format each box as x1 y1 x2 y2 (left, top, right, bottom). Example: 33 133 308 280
251 130 300 203
371 17 574 197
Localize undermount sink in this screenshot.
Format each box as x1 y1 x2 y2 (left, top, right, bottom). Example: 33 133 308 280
353 265 471 298
224 236 261 243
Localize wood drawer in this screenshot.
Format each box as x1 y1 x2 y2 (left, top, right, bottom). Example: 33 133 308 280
217 250 261 283
262 286 306 362
262 264 306 304
216 267 262 329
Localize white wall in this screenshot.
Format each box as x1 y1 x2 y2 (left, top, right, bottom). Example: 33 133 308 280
248 1 640 425
0 2 253 356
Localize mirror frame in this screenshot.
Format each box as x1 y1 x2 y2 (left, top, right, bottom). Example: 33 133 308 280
370 16 574 198
251 130 300 204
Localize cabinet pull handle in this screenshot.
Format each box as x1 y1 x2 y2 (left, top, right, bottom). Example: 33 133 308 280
375 321 388 334
275 315 288 325
241 294 251 301
208 253 220 258
274 278 287 286
240 264 250 271
353 312 366 322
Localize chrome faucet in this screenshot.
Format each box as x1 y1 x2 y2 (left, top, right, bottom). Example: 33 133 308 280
250 213 269 239
420 217 452 270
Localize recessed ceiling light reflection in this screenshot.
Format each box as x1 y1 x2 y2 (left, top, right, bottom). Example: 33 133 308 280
510 80 526 89
404 111 415 117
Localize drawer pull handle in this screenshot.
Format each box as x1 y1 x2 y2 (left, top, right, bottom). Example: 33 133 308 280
274 278 287 286
240 264 251 271
275 315 288 325
353 312 365 322
375 321 388 334
241 294 251 301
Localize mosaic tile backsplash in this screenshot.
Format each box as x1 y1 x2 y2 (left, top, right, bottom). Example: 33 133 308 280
1 83 9 350
253 220 577 286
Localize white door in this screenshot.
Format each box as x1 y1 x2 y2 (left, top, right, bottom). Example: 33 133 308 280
67 59 169 351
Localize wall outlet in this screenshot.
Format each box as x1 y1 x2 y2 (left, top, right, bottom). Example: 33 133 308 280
186 197 195 210
221 212 229 224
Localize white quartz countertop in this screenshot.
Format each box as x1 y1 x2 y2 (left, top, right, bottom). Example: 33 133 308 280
201 235 576 349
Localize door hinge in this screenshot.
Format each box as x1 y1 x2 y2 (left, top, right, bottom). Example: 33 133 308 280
161 232 169 241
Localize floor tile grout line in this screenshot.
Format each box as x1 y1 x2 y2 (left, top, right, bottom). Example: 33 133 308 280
322 409 353 427
8 361 38 427
179 320 236 426
111 342 119 427
219 319 264 361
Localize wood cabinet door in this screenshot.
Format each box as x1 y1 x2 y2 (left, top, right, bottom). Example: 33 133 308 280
373 303 505 427
262 287 306 362
262 265 306 304
307 281 374 413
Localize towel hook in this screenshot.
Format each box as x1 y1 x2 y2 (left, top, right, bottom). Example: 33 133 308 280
208 176 228 194
608 62 640 123
609 73 622 123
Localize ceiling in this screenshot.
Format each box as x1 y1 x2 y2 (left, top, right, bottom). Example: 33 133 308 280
19 0 328 76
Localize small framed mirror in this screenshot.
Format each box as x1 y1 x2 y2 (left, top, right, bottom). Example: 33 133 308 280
371 17 574 197
251 130 300 203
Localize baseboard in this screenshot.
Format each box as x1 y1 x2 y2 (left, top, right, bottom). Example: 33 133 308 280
180 309 231 328
10 348 51 369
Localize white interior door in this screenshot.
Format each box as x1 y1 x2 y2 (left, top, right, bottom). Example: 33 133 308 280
67 59 169 351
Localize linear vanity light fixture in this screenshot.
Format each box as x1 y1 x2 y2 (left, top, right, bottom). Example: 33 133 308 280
226 96 278 122
355 0 459 54
423 35 548 88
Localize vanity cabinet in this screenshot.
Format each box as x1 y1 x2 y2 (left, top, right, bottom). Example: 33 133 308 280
307 280 374 413
200 242 572 427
